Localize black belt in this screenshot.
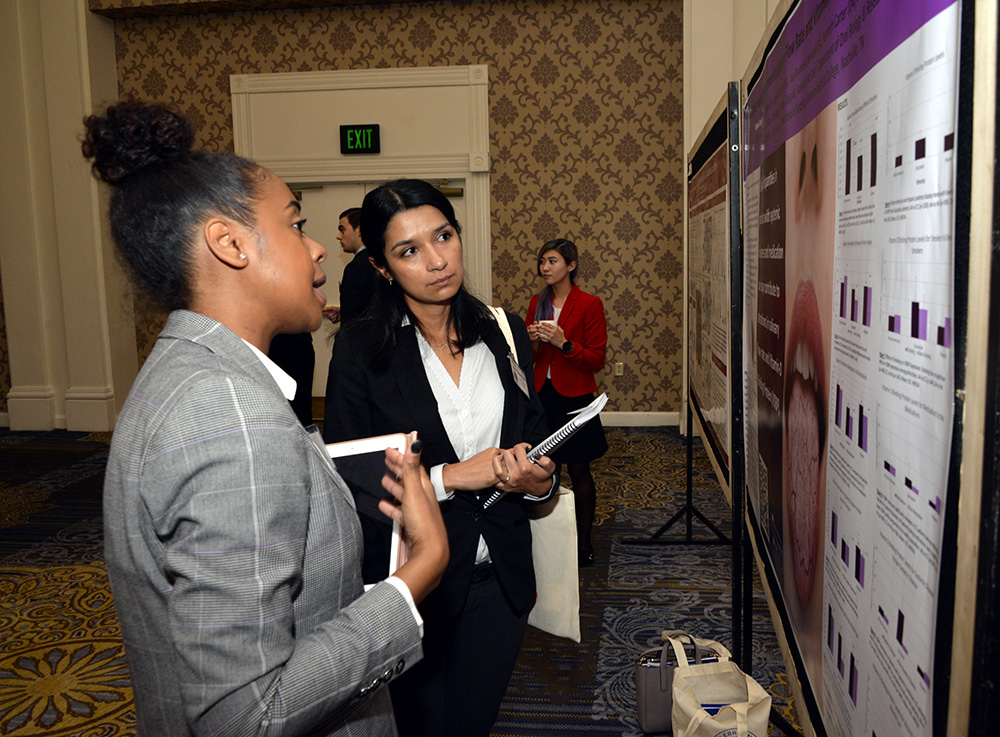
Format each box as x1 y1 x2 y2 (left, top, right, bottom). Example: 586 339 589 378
470 563 495 584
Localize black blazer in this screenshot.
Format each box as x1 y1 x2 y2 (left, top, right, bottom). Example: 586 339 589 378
323 311 553 619
339 249 377 324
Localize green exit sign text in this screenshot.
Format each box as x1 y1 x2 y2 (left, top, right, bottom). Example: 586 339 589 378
340 125 381 155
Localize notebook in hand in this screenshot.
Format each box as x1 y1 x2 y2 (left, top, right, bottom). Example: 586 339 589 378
526 392 608 462
483 393 608 508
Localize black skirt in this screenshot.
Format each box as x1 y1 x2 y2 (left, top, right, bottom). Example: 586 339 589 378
537 379 608 464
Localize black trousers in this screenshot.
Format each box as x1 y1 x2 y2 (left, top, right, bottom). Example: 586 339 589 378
391 569 528 737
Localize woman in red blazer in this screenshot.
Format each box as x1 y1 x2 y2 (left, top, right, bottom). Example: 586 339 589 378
526 238 608 566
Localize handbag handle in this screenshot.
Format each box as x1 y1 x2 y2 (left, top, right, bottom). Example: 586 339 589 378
656 631 695 690
663 631 693 669
663 629 732 663
489 306 518 362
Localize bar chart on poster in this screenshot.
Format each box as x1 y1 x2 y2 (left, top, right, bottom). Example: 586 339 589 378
886 51 957 181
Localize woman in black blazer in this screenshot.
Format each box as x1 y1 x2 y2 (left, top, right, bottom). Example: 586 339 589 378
324 179 557 737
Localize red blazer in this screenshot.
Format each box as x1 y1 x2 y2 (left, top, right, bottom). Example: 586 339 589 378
527 284 607 396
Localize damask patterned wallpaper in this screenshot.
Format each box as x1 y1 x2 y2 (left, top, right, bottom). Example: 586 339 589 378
0 271 8 413
0 0 683 416
88 0 415 19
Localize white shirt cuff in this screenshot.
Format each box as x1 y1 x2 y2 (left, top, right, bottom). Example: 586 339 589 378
430 463 454 502
384 576 424 638
523 473 559 502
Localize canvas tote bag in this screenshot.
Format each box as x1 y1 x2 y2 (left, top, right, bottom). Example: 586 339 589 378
669 634 771 737
489 307 581 642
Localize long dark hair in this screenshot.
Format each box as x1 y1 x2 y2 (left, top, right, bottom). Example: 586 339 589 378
533 238 579 322
81 100 263 311
349 179 492 370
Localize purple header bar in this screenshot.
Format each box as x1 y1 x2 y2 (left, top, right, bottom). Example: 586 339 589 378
744 0 958 173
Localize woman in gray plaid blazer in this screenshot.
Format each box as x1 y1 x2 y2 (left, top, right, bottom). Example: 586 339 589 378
83 101 448 737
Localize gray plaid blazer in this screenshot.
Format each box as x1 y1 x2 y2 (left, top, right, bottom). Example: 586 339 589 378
104 310 422 736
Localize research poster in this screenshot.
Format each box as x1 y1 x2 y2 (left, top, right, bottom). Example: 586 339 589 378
688 142 731 469
742 1 958 735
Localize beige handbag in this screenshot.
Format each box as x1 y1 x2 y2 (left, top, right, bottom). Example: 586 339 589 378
489 307 581 642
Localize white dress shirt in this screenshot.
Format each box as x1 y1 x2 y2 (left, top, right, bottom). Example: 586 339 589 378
416 333 505 564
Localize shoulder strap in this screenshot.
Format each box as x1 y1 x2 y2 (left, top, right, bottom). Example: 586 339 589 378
488 306 518 363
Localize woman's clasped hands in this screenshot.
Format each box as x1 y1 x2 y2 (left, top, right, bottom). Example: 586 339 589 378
440 444 555 497
528 320 566 347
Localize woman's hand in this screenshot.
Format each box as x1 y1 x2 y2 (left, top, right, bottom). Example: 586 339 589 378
441 447 509 493
491 443 556 497
380 433 449 604
532 320 566 347
528 321 542 350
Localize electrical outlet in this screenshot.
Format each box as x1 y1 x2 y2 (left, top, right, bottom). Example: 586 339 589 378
614 362 624 376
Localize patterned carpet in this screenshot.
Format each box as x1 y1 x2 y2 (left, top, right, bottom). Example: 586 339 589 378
0 427 797 736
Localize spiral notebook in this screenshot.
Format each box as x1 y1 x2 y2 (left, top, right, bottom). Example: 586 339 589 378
526 392 608 462
482 392 608 508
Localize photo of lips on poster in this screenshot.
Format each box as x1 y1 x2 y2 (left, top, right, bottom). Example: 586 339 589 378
782 101 836 695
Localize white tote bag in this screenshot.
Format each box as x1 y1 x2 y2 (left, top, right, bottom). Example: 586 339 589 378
526 485 580 641
670 632 771 737
489 307 581 642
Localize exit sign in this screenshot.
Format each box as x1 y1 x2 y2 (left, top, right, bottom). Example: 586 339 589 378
340 125 381 154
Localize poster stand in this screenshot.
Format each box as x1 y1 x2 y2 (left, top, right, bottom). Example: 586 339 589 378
623 399 729 547
628 84 752 693
626 85 737 551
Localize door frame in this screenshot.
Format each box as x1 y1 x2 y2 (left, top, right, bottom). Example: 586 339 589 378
231 65 492 297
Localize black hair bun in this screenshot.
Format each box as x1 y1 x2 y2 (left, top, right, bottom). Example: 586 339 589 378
82 100 194 186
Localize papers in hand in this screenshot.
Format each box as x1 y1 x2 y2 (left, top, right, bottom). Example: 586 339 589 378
327 434 408 579
526 392 608 463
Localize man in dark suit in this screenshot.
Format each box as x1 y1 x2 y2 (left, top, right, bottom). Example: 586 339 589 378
325 207 377 325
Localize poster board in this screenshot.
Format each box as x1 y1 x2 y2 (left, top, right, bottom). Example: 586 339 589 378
740 0 963 735
687 86 740 494
687 83 753 667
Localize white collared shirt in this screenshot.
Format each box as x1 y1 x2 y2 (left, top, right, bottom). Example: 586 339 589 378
244 340 298 400
415 317 557 562
416 332 504 565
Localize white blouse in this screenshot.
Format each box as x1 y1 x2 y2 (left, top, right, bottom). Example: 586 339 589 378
416 333 505 564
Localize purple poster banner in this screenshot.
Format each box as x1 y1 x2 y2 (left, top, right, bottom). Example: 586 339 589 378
744 0 957 173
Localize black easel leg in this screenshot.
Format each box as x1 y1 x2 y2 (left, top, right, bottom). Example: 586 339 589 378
625 402 730 546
